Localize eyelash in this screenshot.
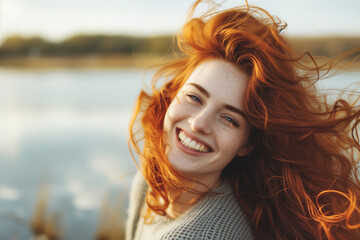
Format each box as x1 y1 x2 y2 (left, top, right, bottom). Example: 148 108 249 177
186 93 239 128
187 93 202 104
222 115 239 128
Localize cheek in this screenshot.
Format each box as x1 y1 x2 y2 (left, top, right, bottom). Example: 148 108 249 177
163 99 186 132
163 109 172 133
165 98 189 121
219 130 250 156
165 103 178 120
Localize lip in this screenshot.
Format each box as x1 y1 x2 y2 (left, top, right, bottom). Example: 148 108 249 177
175 128 213 156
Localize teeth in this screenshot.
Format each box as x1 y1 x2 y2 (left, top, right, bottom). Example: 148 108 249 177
199 145 204 152
195 144 200 150
178 130 209 153
189 140 196 149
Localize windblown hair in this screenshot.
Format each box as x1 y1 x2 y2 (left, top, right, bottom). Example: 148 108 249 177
129 0 360 239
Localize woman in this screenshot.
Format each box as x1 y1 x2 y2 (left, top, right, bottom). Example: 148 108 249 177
127 1 360 239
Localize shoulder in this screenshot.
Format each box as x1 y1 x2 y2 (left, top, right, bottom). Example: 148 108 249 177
192 183 253 239
126 171 148 240
162 183 254 240
131 170 148 199
128 170 148 213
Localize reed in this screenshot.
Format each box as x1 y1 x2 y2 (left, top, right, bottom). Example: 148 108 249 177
95 192 125 240
29 180 61 240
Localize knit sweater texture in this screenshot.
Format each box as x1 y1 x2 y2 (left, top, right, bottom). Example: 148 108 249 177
126 172 254 240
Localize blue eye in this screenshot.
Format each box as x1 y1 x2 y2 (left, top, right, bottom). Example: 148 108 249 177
187 93 202 104
223 116 239 127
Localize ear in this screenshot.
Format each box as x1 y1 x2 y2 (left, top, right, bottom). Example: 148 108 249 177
236 144 254 157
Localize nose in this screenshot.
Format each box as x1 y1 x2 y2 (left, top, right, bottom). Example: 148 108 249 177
188 109 212 135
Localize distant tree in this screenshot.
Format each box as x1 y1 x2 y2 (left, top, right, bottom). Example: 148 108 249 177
288 37 360 59
147 36 177 54
0 34 358 59
98 36 136 54
57 35 104 55
0 35 54 57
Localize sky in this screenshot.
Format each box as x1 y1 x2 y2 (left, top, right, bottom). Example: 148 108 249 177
1 0 360 43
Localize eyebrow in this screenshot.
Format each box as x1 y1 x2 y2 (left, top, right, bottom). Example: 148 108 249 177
187 83 246 118
188 83 210 97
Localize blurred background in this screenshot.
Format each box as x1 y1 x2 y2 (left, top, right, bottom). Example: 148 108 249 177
0 0 359 239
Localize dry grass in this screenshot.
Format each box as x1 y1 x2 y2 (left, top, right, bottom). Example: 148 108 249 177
27 180 126 240
95 193 126 240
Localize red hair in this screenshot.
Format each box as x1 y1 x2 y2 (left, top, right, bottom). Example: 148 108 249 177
129 1 360 239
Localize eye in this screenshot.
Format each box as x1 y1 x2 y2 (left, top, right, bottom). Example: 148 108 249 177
186 93 202 104
223 115 239 128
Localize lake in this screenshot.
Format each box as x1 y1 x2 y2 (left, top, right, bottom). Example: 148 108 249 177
0 68 359 239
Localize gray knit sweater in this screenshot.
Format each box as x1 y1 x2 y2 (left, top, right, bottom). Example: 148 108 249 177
126 172 254 240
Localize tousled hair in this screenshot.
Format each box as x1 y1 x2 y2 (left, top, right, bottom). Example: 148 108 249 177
129 1 360 239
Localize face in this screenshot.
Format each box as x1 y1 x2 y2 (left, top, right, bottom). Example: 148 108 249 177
163 59 253 185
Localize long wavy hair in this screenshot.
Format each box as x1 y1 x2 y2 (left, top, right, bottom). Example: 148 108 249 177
129 1 360 239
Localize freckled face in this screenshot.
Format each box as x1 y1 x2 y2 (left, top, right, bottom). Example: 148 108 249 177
163 59 253 184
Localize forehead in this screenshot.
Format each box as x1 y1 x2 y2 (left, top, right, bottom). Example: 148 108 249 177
184 59 249 103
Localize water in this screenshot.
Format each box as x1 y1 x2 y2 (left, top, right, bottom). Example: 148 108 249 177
0 68 154 239
0 68 359 239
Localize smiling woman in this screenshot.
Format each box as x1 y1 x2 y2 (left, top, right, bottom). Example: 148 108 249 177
163 60 253 188
127 0 360 239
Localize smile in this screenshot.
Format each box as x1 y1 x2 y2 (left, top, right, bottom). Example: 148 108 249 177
178 130 210 153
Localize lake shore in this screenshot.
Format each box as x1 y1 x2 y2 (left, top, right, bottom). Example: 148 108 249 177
0 54 177 69
0 54 359 70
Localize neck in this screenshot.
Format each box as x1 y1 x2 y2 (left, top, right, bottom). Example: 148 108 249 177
165 174 222 218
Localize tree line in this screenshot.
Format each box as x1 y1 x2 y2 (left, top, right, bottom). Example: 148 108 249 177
0 34 359 58
0 35 176 57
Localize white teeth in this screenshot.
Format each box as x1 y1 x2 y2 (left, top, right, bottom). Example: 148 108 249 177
199 145 204 152
189 140 196 149
178 130 209 153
